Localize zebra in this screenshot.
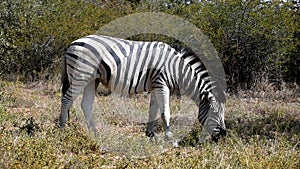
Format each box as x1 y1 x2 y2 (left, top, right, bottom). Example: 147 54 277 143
59 34 226 143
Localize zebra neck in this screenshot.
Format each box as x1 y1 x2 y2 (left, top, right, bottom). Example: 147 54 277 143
176 61 202 105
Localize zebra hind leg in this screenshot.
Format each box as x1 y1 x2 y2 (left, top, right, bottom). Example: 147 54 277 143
146 93 159 141
60 66 71 128
60 96 73 128
60 83 85 128
81 80 99 135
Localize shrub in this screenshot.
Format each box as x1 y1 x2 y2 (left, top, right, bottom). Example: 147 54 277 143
1 0 299 90
0 0 133 81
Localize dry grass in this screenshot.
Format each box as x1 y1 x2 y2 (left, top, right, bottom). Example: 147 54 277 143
0 80 299 168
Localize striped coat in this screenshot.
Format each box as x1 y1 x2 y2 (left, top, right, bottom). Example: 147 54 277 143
60 35 226 143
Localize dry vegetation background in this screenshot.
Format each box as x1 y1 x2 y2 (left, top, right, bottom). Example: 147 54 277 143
0 0 299 168
0 80 299 168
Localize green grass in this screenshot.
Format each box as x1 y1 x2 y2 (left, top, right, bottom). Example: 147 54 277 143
0 80 299 168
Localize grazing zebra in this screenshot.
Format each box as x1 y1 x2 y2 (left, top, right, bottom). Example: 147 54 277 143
60 35 226 143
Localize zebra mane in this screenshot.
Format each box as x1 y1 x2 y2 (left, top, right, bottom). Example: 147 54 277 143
172 44 208 78
173 45 226 103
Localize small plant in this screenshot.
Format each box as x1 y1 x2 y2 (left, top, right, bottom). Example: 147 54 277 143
19 117 40 136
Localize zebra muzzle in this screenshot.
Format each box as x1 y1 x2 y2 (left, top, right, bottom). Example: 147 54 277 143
211 125 226 143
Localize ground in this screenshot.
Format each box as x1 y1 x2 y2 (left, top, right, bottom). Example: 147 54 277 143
0 80 299 168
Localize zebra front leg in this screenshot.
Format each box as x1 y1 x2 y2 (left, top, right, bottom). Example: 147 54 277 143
81 80 98 134
146 92 159 140
152 87 173 140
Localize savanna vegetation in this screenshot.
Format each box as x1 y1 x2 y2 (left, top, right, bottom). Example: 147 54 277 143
0 79 299 168
0 0 299 168
1 0 299 88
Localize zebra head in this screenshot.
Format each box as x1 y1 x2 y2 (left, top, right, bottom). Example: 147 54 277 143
198 90 226 143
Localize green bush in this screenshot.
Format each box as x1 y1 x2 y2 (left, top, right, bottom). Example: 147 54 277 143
0 0 299 89
164 0 299 90
0 0 133 81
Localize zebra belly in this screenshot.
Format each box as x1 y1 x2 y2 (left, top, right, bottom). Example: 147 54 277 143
109 67 152 95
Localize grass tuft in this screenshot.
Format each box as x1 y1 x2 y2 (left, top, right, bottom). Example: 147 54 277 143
0 80 299 168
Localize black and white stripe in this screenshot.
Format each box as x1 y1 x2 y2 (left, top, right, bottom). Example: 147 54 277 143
60 35 226 142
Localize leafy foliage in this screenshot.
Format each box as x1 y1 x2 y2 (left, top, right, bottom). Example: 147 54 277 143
0 0 133 80
168 0 299 90
0 0 299 89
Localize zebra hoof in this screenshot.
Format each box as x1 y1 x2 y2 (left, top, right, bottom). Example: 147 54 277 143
172 140 179 148
146 130 155 138
165 131 173 140
58 123 65 129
